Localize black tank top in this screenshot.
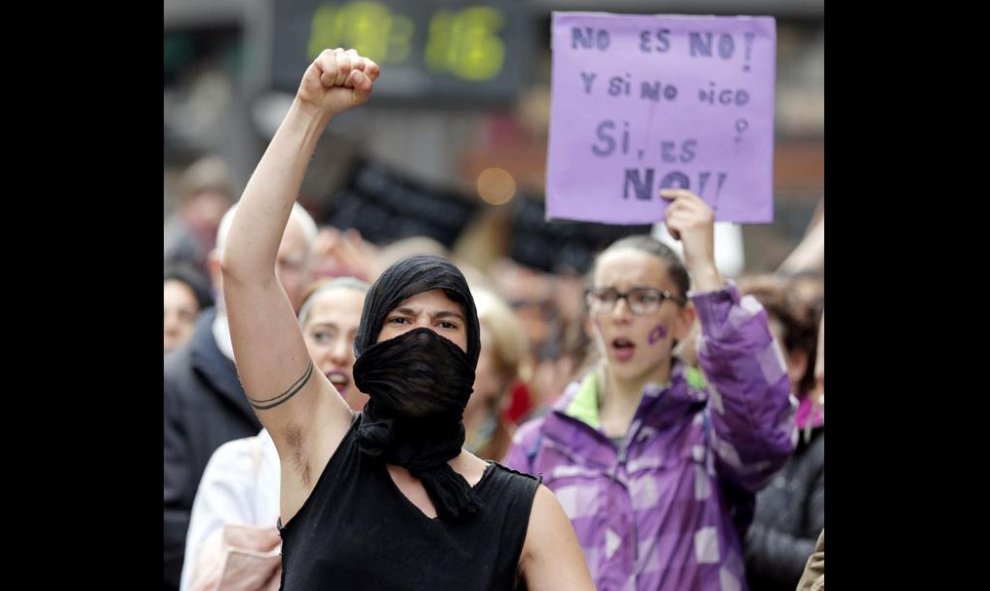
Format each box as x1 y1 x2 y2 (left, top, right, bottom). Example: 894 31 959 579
278 414 540 590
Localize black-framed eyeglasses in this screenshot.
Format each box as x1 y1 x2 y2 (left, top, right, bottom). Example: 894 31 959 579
584 286 686 316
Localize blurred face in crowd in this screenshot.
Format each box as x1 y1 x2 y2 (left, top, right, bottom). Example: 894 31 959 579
589 248 693 385
377 289 469 353
491 261 555 356
210 210 313 316
277 219 313 313
302 287 368 411
164 280 201 353
465 326 502 422
764 313 810 396
185 190 232 238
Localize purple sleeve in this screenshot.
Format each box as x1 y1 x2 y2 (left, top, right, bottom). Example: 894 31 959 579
693 283 796 492
502 419 542 473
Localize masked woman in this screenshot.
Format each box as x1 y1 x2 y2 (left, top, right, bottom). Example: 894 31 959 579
220 48 594 590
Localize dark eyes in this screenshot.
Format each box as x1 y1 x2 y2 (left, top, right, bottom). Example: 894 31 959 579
310 330 337 344
387 317 457 330
630 293 660 305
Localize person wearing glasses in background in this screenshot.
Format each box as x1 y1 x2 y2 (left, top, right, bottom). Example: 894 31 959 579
504 189 796 591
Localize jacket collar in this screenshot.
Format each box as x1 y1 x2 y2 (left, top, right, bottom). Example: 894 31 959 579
540 361 708 458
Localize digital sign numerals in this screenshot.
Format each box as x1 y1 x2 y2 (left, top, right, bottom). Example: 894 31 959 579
307 1 506 82
308 1 414 65
425 7 504 81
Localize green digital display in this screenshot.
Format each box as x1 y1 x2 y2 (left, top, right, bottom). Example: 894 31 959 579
271 0 534 104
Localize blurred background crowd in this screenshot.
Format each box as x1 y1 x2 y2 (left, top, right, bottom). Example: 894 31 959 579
165 2 823 589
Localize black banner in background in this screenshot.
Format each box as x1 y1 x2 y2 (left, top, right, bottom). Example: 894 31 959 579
325 159 479 248
510 195 653 275
324 163 652 274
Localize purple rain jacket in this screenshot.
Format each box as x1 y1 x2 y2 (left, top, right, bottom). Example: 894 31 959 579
505 285 796 591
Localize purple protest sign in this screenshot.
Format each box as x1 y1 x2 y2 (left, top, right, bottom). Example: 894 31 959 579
546 13 776 224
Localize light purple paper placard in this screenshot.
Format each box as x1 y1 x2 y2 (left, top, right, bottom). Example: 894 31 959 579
546 13 776 224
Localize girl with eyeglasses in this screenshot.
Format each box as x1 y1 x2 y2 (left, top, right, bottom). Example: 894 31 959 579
504 188 796 591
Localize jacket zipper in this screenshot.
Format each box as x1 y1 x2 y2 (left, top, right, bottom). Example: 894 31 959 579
613 437 639 563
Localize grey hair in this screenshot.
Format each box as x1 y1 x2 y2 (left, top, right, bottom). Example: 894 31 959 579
298 277 371 326
215 202 319 257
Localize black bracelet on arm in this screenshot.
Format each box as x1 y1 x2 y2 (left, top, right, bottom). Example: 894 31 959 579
246 360 315 410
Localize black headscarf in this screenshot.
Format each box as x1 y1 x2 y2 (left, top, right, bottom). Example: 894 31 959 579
352 255 483 521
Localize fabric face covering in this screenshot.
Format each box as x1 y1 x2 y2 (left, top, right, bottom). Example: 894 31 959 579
354 327 481 521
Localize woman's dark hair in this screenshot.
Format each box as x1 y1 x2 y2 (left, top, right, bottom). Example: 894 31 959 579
738 274 821 395
164 262 214 311
593 235 690 300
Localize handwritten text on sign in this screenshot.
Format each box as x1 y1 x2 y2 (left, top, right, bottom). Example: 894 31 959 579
545 13 776 224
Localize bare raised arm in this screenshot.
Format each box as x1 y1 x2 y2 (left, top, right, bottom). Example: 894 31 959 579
778 200 824 275
519 485 596 590
221 49 380 516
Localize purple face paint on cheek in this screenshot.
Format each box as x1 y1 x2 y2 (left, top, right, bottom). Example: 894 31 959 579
648 324 668 345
